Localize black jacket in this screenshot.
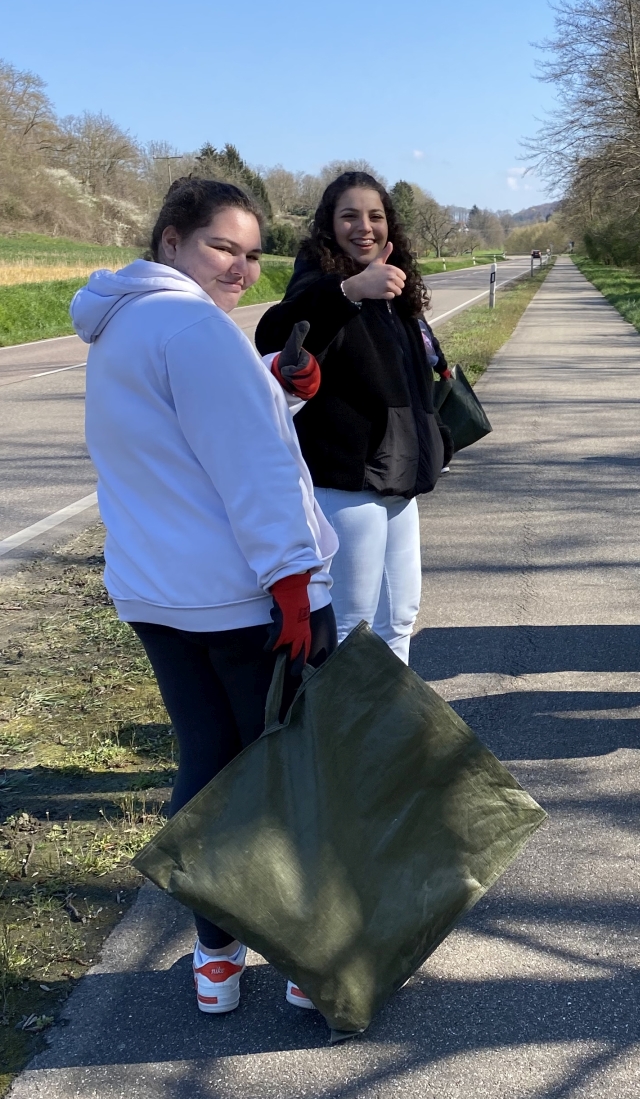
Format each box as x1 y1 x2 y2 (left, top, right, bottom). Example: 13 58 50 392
255 260 445 498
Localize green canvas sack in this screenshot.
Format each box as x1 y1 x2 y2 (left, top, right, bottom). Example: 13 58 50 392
433 363 493 452
133 623 545 1037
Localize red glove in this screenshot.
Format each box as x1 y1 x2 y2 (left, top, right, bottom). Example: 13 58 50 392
271 321 321 401
437 367 452 379
266 571 312 675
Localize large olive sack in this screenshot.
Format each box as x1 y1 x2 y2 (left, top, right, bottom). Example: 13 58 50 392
134 623 545 1036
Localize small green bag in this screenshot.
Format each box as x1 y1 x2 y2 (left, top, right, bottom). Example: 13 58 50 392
433 363 493 452
133 623 545 1036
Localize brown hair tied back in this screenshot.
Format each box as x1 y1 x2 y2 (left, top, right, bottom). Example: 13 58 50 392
148 177 264 261
298 171 429 317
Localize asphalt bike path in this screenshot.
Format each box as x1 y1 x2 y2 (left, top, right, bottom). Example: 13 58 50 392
8 257 638 1097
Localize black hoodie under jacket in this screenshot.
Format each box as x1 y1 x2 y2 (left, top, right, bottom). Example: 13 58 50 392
255 259 445 499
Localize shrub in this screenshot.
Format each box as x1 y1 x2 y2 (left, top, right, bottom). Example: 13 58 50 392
264 222 300 257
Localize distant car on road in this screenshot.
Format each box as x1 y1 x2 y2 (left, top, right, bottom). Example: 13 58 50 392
531 249 542 259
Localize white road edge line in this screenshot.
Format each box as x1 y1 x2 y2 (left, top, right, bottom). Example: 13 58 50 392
0 299 280 355
431 289 490 324
0 492 98 558
30 362 86 379
430 267 533 324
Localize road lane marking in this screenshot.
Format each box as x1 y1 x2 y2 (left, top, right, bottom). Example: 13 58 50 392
430 267 532 324
432 289 490 324
0 333 81 351
0 362 87 389
30 362 86 378
0 492 98 557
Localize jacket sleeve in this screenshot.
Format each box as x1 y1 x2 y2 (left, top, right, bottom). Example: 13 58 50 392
428 322 449 374
255 272 360 358
164 315 323 591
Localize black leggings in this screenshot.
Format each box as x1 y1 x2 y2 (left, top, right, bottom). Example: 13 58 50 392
131 604 337 949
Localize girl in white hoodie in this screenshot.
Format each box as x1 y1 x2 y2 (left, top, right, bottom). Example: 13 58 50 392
71 178 337 1015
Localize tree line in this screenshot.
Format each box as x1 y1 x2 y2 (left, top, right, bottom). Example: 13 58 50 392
526 0 640 265
0 56 534 256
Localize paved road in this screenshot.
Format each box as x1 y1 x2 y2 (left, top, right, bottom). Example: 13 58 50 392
0 302 276 555
9 257 640 1097
0 259 533 558
426 255 534 324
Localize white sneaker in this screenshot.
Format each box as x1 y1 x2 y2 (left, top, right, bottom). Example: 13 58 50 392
286 979 315 1009
193 942 246 1013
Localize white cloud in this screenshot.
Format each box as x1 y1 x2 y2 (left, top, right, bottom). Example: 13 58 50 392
413 150 425 160
507 166 527 191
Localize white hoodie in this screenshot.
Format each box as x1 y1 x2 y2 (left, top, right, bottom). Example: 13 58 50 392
71 259 337 631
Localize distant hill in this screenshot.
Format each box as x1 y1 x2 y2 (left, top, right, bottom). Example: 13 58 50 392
511 202 559 225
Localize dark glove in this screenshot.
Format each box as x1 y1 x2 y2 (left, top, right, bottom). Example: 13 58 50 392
271 321 321 401
438 422 455 467
265 571 312 676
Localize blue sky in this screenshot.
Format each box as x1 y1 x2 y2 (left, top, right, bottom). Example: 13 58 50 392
3 0 558 211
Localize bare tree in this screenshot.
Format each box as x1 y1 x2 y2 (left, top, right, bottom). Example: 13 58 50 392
57 111 142 196
263 166 300 214
523 1 640 261
415 198 457 257
0 59 59 155
525 0 640 197
319 159 385 187
467 205 505 248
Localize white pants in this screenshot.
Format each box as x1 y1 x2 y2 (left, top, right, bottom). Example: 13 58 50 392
314 488 421 664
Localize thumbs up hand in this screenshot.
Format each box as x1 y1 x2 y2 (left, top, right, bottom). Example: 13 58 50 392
341 241 407 302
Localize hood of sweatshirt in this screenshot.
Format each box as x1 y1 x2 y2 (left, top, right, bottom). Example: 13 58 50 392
70 259 213 344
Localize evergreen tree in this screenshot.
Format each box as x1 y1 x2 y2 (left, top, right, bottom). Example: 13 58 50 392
195 143 272 218
390 180 417 236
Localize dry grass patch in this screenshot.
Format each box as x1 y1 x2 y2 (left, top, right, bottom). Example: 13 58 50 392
0 524 173 1092
0 264 99 286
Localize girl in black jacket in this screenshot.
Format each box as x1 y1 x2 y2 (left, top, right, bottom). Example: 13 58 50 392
256 172 451 663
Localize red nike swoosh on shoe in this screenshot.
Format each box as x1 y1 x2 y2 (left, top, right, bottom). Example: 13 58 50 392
194 959 243 982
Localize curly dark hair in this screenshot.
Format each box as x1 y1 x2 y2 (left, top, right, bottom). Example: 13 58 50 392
298 171 429 317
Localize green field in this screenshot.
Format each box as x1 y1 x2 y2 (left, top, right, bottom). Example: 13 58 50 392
0 233 140 268
0 261 294 347
572 256 640 332
0 229 511 348
239 261 293 306
0 279 87 346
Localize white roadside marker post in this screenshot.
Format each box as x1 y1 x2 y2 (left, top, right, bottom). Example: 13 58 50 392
489 262 497 308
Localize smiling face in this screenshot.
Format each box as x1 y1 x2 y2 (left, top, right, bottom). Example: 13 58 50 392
159 207 262 312
332 186 389 266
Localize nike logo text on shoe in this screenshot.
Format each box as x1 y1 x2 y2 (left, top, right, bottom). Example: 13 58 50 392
193 943 247 1014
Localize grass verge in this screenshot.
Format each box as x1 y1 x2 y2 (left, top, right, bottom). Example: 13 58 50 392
571 256 640 331
0 279 87 346
239 260 293 306
0 233 140 268
435 259 555 384
0 526 173 1092
0 260 294 347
